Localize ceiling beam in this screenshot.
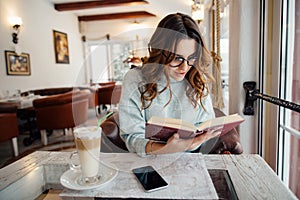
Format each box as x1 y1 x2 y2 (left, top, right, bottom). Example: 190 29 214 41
78 11 156 21
54 0 148 11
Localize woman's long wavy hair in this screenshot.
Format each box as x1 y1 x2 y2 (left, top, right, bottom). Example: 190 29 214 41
140 13 213 110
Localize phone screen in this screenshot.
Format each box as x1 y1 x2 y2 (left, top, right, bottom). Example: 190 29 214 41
132 165 168 192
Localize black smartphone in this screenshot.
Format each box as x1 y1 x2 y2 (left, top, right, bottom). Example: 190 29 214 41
132 165 169 192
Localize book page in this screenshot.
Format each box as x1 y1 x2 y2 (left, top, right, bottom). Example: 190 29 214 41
146 114 244 140
197 114 243 131
148 116 197 132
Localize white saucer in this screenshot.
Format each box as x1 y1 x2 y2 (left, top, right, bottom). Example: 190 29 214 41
60 162 118 190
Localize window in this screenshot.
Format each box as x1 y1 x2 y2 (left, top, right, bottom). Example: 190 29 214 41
87 39 147 83
277 0 300 197
260 0 299 197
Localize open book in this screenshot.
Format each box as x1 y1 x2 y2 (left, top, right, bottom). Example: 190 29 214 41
145 114 244 142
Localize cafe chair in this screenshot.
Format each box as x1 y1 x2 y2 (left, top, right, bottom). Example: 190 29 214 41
96 84 122 114
100 108 243 154
100 112 127 152
0 102 19 157
21 87 74 97
81 86 98 109
91 81 116 87
33 90 90 145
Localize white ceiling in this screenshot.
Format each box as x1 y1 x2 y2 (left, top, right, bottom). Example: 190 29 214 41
48 0 194 20
46 0 196 41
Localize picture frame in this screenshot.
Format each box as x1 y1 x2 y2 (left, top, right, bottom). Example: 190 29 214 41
53 30 70 64
5 51 31 76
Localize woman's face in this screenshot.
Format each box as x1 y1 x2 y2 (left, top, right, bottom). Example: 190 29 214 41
167 39 197 81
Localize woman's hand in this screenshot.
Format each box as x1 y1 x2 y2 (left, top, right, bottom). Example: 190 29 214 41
185 128 222 151
149 129 221 154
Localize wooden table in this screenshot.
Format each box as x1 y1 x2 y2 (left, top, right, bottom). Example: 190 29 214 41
0 95 48 146
0 151 297 199
0 95 45 109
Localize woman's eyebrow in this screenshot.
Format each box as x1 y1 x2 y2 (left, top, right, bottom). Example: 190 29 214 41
174 53 183 57
174 52 197 58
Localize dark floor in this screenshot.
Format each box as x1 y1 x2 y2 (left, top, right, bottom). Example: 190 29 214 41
0 108 101 168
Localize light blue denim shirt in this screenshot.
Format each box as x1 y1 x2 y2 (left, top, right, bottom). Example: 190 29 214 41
119 68 215 157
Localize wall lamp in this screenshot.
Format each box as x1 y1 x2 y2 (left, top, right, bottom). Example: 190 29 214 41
191 0 205 23
9 16 23 44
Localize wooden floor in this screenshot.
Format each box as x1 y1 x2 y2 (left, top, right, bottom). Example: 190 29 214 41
0 108 100 168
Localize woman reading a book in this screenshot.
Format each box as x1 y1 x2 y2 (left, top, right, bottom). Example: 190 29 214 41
118 13 220 157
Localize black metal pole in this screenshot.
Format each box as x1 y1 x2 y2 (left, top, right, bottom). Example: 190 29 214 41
243 81 300 115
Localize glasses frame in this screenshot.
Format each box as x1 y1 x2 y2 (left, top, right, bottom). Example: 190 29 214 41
169 56 197 68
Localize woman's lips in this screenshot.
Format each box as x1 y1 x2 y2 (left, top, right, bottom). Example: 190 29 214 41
177 71 186 76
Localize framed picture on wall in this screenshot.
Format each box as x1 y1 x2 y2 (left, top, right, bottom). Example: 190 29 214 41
53 30 70 64
5 51 31 76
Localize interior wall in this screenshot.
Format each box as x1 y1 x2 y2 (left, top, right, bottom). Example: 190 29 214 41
0 0 85 93
78 0 191 42
229 0 260 154
80 19 158 42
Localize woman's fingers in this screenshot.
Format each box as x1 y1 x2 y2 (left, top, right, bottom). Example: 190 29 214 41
188 130 221 151
162 130 222 153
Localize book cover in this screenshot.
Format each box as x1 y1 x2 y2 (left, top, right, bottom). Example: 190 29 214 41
145 114 244 142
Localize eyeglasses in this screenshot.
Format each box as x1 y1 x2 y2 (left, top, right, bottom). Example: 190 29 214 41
169 56 197 68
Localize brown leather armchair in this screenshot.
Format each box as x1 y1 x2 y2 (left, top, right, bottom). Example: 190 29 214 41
33 90 90 145
95 84 122 114
21 87 74 96
100 108 243 154
0 102 19 156
91 81 116 87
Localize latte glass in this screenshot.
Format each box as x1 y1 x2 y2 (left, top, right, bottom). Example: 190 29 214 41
70 126 102 186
